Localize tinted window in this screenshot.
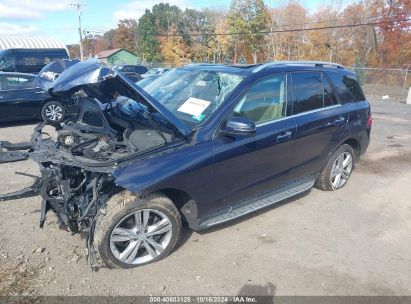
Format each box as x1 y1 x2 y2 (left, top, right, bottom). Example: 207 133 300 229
4 76 34 90
327 72 365 103
135 66 148 74
292 72 323 114
323 76 339 107
234 75 287 124
14 52 68 67
123 66 148 74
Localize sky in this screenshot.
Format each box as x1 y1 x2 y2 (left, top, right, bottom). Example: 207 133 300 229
0 0 328 45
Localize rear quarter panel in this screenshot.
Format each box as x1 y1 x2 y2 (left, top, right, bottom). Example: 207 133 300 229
340 100 371 155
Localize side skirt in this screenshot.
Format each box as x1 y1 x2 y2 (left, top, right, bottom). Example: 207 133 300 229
198 176 316 229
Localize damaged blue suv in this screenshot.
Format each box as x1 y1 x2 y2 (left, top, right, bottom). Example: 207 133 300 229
0 60 371 268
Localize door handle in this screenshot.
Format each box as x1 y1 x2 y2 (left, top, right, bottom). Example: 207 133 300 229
276 131 292 142
332 117 345 126
35 91 46 94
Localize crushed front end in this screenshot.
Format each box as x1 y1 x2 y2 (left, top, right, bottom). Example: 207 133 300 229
0 59 187 268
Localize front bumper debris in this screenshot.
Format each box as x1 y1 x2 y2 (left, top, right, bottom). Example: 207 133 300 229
0 137 40 202
0 177 42 202
0 141 31 163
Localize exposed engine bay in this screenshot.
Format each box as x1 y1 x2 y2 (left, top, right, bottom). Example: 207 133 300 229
0 60 187 267
42 94 174 168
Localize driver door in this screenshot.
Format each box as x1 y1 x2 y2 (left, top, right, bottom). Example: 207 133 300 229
210 74 296 213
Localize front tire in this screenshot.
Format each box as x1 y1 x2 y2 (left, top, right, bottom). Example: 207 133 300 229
94 192 181 268
41 101 65 123
316 144 355 191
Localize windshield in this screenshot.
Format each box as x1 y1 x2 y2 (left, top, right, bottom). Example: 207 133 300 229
120 68 244 127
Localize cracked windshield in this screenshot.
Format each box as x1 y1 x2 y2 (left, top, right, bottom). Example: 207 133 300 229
119 68 243 127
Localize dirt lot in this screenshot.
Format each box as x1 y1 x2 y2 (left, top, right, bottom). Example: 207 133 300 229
0 99 410 296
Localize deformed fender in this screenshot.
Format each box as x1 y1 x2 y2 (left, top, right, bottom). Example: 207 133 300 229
111 141 215 223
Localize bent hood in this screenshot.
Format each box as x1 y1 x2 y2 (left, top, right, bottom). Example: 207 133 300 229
34 59 81 90
37 59 192 137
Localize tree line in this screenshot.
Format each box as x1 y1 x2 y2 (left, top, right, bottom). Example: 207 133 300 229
68 0 411 68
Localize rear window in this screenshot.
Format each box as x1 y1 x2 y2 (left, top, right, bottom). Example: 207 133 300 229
327 72 365 103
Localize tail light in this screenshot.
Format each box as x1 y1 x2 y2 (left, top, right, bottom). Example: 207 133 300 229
367 114 373 128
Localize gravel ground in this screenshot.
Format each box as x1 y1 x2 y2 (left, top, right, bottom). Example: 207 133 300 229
0 99 410 296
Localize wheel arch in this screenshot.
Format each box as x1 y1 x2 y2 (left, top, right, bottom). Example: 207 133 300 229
156 188 199 230
341 137 361 159
322 137 361 172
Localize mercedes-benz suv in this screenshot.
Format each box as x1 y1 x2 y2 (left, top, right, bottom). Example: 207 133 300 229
0 60 371 269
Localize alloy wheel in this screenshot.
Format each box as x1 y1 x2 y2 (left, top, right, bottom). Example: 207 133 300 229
109 209 173 265
330 151 353 190
45 104 63 122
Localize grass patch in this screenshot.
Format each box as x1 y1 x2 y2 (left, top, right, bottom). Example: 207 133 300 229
0 261 42 296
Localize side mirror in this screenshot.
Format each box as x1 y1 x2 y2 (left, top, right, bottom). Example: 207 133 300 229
221 116 256 137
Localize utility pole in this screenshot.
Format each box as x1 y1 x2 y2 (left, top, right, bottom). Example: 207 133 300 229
70 2 86 60
325 43 333 62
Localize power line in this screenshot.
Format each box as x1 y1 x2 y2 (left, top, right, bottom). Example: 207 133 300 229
155 18 410 37
272 14 406 28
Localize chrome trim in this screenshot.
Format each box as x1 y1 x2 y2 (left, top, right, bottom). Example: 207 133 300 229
256 104 342 128
253 61 345 73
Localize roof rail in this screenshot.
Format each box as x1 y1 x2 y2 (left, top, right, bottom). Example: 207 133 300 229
253 61 345 73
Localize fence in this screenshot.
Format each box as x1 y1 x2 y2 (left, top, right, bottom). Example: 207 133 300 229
347 67 410 102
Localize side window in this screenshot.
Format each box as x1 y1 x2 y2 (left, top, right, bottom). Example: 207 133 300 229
327 72 365 103
233 75 287 124
4 76 33 90
291 72 323 114
323 75 339 107
134 66 148 74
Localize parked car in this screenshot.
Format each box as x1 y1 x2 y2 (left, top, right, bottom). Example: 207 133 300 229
120 71 143 83
0 72 66 123
0 48 69 74
115 65 148 75
142 67 170 79
0 60 371 269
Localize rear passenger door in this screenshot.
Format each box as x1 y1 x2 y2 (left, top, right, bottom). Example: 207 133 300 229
290 71 347 179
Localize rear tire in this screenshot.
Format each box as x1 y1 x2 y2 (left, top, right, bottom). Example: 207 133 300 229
41 101 65 123
316 144 355 191
94 191 181 268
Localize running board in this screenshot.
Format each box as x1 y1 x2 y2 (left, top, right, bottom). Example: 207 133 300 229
199 177 315 229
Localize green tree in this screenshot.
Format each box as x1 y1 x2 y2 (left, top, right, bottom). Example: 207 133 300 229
182 8 217 62
137 9 161 62
152 3 183 34
227 0 269 63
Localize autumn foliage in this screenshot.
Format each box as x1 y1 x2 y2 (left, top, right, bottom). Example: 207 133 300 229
76 0 410 68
